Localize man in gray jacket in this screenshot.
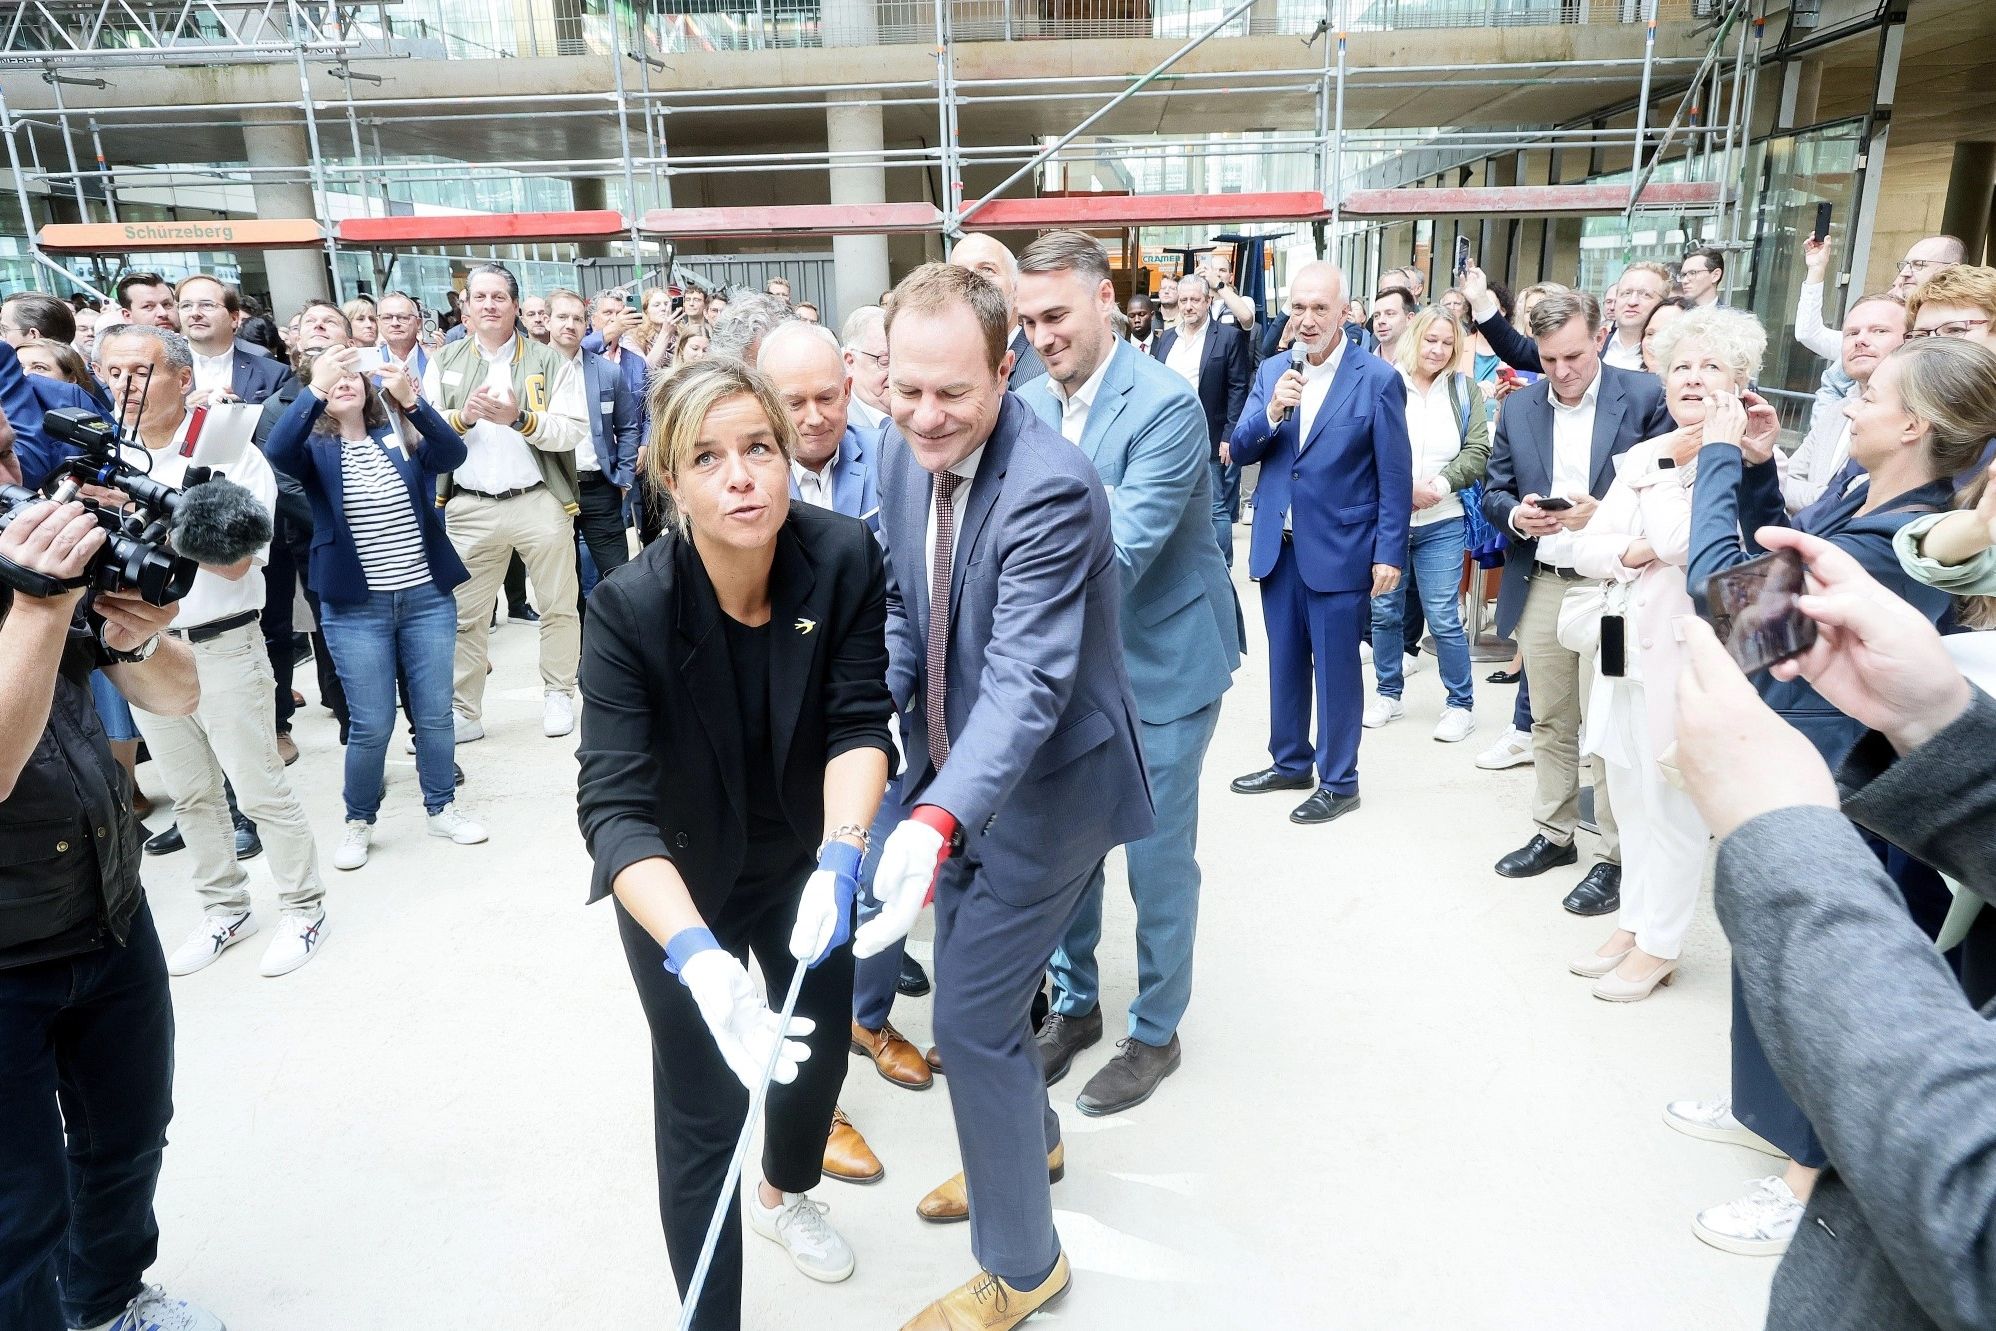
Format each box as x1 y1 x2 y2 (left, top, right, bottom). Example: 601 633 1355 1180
1675 526 1996 1331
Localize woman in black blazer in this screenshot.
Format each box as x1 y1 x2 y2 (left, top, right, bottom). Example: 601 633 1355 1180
576 357 891 1328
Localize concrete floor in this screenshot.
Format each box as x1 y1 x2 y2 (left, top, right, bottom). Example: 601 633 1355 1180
136 555 1778 1330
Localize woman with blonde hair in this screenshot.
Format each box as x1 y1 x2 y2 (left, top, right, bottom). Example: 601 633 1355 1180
577 356 893 1320
1365 306 1488 741
340 295 378 349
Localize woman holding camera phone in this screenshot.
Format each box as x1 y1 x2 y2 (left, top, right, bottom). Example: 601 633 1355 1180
1670 335 1996 1258
263 344 487 871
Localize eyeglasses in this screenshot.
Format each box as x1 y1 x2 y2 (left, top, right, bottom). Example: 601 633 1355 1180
1679 264 1714 277
1899 258 1949 273
176 300 225 315
1906 319 1991 339
850 347 888 368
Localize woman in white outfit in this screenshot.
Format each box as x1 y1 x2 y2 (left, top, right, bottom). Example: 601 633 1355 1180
1568 306 1768 1001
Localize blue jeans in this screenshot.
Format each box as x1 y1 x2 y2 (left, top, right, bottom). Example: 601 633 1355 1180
88 670 140 743
1208 457 1241 566
319 583 458 822
0 901 173 1331
1369 517 1473 711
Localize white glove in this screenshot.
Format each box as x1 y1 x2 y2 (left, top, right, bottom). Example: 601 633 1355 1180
851 817 948 959
678 949 815 1090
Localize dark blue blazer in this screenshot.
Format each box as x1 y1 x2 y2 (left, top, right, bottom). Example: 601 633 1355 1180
578 348 642 491
1153 320 1252 454
1229 344 1414 594
262 389 470 607
1687 442 1952 765
230 348 292 405
0 340 107 487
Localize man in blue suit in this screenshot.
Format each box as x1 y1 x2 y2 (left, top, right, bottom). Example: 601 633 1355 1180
1227 261 1412 825
854 263 1154 1330
1153 273 1254 563
175 276 290 406
547 289 638 588
758 320 882 535
1014 231 1239 1114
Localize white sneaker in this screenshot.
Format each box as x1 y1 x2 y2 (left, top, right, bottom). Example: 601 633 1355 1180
1663 1096 1785 1156
542 691 575 738
72 1282 225 1331
258 910 327 978
427 806 489 845
332 820 371 871
454 712 485 745
1361 695 1405 729
1433 706 1476 743
165 911 257 976
1474 727 1534 770
1693 1176 1804 1256
747 1188 855 1283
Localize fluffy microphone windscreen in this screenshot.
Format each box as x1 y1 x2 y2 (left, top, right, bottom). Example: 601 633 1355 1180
169 478 273 568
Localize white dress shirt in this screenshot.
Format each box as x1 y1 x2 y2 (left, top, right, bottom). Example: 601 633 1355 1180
1794 279 1843 362
1401 370 1467 528
1274 337 1346 532
925 445 986 598
1527 372 1601 567
191 348 234 396
848 396 887 432
1602 333 1646 372
1784 396 1854 513
1129 332 1157 357
1164 319 1209 390
435 336 545 493
793 457 835 510
561 349 601 474
121 414 275 628
1049 351 1115 446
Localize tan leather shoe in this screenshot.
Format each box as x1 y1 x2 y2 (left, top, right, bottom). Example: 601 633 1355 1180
275 732 299 767
916 1143 1064 1224
823 1108 883 1184
851 1020 933 1090
899 1253 1071 1330
1592 955 1678 1002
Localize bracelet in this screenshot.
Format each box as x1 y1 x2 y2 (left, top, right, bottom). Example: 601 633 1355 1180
662 926 718 979
821 823 871 855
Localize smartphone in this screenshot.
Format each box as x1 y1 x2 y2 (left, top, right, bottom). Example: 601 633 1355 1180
1453 235 1471 278
1535 495 1575 512
1813 202 1833 244
353 346 386 374
1700 547 1819 674
1600 614 1626 678
625 286 643 313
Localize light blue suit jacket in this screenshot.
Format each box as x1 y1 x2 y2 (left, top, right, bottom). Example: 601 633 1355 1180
579 348 642 491
1027 340 1238 726
788 421 883 537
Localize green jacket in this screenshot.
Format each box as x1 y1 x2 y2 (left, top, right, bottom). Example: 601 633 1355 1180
424 333 586 513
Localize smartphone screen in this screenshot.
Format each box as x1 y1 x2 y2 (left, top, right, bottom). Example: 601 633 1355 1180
1454 235 1471 277
353 346 386 374
1535 495 1574 511
1700 548 1819 674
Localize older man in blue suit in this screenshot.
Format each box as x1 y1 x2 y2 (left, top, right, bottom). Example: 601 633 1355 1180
759 320 882 535
1227 261 1413 825
1015 231 1239 1115
855 263 1153 1331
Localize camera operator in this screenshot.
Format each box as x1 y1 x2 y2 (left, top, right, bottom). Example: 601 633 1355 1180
97 326 330 979
0 424 223 1331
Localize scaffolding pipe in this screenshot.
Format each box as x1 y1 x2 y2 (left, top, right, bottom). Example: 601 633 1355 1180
1627 0 1656 212
0 84 48 292
607 2 644 257
46 75 90 221
87 114 116 222
1716 0 1755 278
1330 14 1346 231
289 0 342 300
1729 4 1767 257
1622 0 1743 213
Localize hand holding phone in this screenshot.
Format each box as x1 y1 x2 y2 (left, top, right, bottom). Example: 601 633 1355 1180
1699 547 1819 674
354 345 386 375
1534 495 1574 512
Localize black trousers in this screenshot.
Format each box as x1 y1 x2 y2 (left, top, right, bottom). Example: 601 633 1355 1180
0 901 174 1331
615 873 851 1331
262 529 348 737
574 472 631 611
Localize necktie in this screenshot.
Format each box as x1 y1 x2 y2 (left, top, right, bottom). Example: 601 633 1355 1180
925 469 962 772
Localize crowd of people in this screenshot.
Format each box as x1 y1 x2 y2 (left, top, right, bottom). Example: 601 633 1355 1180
3 214 1995 1331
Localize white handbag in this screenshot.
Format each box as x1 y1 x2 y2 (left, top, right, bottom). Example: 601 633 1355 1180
1554 577 1627 658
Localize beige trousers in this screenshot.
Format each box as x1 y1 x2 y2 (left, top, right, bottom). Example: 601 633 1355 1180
445 487 581 720
130 623 326 915
1516 570 1620 864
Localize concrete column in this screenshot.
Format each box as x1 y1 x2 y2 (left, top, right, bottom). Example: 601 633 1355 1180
1777 58 1823 129
1942 142 1996 265
241 111 330 310
572 175 612 260
827 93 891 329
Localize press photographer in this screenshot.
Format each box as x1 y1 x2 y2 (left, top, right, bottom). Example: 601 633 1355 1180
0 408 224 1331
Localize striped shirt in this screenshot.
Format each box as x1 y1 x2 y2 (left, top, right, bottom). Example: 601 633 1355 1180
339 430 431 592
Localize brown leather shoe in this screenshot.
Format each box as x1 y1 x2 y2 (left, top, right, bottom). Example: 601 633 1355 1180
916 1143 1064 1224
851 1020 933 1091
899 1253 1071 1330
823 1108 883 1184
926 1044 944 1076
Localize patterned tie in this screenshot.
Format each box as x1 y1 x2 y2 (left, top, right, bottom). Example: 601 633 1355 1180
925 469 962 772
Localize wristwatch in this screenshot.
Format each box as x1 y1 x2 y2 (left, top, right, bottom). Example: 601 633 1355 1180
98 628 160 664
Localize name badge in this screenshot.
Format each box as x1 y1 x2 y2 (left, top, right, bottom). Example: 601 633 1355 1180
599 399 615 414
442 371 464 386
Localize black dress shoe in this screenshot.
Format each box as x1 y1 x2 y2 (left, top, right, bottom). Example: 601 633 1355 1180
1495 833 1578 878
144 822 185 856
1486 667 1522 685
1230 766 1315 795
1562 863 1623 917
454 762 466 788
1077 1034 1182 1116
1035 1007 1103 1086
1290 789 1360 824
897 953 932 998
233 813 263 861
508 603 541 623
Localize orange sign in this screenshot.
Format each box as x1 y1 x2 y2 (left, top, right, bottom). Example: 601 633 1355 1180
37 219 325 253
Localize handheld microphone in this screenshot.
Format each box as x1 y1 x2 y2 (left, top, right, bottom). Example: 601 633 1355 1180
1277 341 1308 422
169 477 273 568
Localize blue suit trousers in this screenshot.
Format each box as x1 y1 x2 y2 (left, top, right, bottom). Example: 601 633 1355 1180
1049 698 1221 1045
1261 538 1367 795
851 782 910 1031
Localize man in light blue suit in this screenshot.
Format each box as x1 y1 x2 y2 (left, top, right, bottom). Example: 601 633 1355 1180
1227 261 1412 825
1015 231 1239 1116
547 290 639 595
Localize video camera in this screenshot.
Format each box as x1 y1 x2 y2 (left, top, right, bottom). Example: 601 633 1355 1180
0 407 200 607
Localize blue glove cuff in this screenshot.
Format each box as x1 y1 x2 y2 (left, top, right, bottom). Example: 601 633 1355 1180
817 839 864 882
663 926 719 981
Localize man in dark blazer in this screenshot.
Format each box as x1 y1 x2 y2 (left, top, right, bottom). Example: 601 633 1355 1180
547 289 639 589
1154 273 1253 564
1226 261 1412 826
174 274 290 405
853 263 1153 1331
948 231 1047 391
1479 288 1671 915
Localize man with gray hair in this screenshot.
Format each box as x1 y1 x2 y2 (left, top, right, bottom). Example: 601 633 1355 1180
839 303 891 432
96 325 331 978
1153 271 1253 563
1478 287 1671 915
948 232 1046 389
706 291 788 365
